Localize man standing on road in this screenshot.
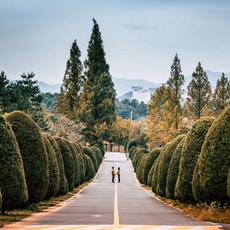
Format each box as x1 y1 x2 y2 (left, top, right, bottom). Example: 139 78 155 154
111 167 115 183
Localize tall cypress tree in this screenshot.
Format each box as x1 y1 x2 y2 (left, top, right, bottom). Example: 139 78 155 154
79 19 116 144
56 40 83 117
167 54 184 130
212 73 230 115
187 62 212 119
0 71 9 113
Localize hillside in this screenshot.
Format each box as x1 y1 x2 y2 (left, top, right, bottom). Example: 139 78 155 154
36 70 229 95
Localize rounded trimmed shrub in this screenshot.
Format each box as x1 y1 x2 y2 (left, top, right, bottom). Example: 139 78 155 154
132 148 149 171
129 146 139 160
128 140 137 152
91 146 103 166
227 170 230 198
65 140 81 187
0 189 2 210
43 134 60 199
73 142 86 184
166 137 186 199
192 108 230 203
156 135 185 197
84 155 96 180
146 148 161 186
4 111 48 203
0 115 28 212
94 142 105 156
56 138 75 192
175 117 214 203
46 134 68 195
137 154 149 183
83 146 98 171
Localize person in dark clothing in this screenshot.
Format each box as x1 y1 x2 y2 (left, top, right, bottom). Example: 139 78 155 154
111 167 115 183
117 167 120 183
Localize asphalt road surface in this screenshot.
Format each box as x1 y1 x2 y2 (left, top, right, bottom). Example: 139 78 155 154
2 152 225 230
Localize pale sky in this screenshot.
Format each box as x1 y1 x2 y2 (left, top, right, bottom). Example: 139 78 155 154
0 0 230 84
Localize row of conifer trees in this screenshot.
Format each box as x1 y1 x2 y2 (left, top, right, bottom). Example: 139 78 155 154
0 110 104 214
128 107 230 204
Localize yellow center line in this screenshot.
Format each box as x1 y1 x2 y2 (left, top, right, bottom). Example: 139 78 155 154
114 162 119 226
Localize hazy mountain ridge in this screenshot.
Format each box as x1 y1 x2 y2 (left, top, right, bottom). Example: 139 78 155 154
35 70 229 95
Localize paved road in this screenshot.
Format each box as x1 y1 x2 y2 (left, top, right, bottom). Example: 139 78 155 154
2 152 223 230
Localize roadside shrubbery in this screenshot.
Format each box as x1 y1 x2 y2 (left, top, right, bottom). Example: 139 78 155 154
129 107 230 206
0 115 28 213
0 110 102 214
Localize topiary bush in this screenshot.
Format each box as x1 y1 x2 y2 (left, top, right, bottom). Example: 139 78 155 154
84 155 96 180
91 146 103 166
83 146 98 171
129 146 139 160
145 148 161 186
56 138 75 192
4 111 48 203
192 108 230 203
0 115 28 212
94 142 105 156
43 134 60 199
128 140 137 152
65 140 81 187
0 189 2 210
174 117 214 203
73 142 86 184
227 170 230 199
165 137 186 199
46 134 68 195
132 148 149 171
156 135 185 197
136 154 149 183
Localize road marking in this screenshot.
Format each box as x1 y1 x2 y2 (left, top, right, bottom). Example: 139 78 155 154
1 225 221 230
114 162 120 226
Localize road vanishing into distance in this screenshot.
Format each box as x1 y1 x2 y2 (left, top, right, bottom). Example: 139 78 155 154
2 152 224 230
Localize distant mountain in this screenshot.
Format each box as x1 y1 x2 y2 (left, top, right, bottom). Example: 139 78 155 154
112 77 161 97
37 81 61 93
36 70 229 95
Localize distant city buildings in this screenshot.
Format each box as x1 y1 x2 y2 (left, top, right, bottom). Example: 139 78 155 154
132 86 155 104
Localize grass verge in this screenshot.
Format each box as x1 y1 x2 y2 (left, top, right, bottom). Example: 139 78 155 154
0 180 91 228
141 185 230 224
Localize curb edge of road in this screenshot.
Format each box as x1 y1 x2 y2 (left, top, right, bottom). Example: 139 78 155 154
139 184 225 230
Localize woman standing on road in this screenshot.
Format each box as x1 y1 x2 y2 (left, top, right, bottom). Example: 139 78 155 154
117 167 120 183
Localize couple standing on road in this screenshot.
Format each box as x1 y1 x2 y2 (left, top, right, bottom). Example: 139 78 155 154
111 167 120 183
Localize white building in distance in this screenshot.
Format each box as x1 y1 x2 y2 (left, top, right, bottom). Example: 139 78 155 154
132 86 155 104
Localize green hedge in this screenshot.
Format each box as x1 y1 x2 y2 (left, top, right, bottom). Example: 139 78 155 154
175 118 214 203
227 170 230 198
132 148 149 171
192 108 230 203
0 115 28 212
46 134 68 195
73 142 86 184
156 135 185 197
147 148 161 186
65 141 81 187
43 134 60 199
56 138 75 192
5 111 48 203
0 189 2 210
83 146 98 171
128 140 137 152
84 155 96 180
165 137 186 199
91 146 103 166
137 154 149 184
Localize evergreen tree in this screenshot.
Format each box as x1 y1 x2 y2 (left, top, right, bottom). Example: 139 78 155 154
187 62 212 119
0 71 9 113
212 73 230 115
167 54 184 130
79 19 116 144
56 40 83 117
